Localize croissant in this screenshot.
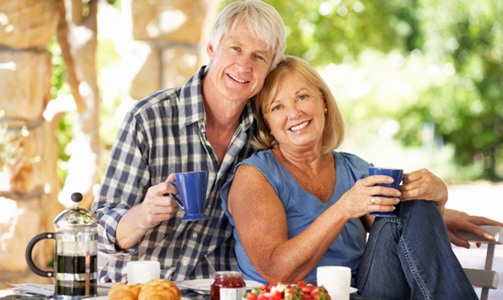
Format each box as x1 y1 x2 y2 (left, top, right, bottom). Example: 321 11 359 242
139 279 182 300
107 283 142 300
107 279 181 300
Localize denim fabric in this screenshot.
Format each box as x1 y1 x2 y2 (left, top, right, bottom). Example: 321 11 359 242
356 201 478 300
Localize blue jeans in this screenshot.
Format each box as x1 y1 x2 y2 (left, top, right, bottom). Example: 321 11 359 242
356 201 478 300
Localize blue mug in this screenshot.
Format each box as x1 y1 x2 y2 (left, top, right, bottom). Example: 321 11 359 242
368 166 404 217
171 171 209 221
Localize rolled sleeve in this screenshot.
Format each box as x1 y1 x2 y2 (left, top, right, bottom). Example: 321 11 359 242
96 207 138 255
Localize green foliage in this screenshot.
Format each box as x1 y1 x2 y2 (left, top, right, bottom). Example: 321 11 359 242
48 39 71 99
220 0 502 181
96 34 122 152
48 39 73 185
96 39 120 70
397 0 503 180
223 0 422 64
40 0 499 183
0 111 27 169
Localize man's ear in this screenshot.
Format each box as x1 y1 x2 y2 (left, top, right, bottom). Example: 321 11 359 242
207 42 215 60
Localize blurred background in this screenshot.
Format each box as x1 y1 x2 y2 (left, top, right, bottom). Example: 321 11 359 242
0 0 501 295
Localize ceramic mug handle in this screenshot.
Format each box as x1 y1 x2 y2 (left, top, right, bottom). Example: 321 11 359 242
169 181 184 209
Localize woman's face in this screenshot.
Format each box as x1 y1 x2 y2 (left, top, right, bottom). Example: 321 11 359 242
264 72 326 152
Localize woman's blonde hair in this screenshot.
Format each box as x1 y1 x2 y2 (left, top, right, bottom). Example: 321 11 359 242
208 0 286 70
252 56 345 154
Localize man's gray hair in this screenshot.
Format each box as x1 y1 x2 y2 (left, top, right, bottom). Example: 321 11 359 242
208 0 286 70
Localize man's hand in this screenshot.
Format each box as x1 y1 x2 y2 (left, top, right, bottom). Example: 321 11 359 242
115 174 180 249
444 208 503 248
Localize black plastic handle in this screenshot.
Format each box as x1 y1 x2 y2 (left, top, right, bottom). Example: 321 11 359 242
25 232 55 278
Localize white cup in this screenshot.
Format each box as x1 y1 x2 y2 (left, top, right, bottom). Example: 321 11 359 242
316 266 351 300
127 260 161 284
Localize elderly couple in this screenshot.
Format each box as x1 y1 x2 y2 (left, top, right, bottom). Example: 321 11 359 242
92 1 502 299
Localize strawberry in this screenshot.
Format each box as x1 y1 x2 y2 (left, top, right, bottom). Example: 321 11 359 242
244 281 331 300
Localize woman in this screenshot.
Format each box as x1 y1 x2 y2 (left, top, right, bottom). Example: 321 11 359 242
220 56 478 299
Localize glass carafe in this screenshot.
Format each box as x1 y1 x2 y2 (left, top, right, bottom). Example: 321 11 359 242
26 192 98 299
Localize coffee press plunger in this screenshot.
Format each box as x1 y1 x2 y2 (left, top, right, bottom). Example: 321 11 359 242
25 192 98 299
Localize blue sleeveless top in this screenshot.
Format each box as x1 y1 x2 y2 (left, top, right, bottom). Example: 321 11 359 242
221 149 370 284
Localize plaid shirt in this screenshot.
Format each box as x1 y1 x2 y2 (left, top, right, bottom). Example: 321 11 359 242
91 66 257 283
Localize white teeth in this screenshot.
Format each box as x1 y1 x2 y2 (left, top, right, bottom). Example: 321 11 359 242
228 73 247 83
290 121 310 131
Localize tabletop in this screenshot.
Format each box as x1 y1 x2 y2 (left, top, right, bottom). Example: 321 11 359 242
0 282 380 300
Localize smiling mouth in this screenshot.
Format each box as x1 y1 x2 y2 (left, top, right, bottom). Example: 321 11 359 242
227 73 249 83
289 121 310 132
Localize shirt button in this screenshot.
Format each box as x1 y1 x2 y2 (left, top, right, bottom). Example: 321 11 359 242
192 232 198 238
182 257 190 265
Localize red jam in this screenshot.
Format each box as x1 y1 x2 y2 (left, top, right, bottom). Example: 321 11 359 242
210 271 246 300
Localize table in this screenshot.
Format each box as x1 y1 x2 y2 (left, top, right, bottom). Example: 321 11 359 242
181 292 379 300
0 282 380 300
0 283 210 299
0 284 204 300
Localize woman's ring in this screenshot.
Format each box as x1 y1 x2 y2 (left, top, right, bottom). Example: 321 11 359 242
371 197 376 205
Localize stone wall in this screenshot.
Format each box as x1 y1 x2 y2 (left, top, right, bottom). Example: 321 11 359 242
0 0 63 284
0 0 219 284
127 0 217 98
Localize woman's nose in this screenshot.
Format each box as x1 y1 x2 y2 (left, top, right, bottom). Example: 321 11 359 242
285 105 302 119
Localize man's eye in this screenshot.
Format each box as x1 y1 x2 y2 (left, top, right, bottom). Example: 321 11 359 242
254 54 265 61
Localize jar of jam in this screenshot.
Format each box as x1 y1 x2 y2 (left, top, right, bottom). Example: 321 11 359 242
210 271 246 300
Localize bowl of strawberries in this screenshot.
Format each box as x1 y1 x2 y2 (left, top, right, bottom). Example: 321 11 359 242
242 280 331 300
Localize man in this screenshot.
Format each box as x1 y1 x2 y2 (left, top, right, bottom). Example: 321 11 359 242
92 0 286 283
92 0 502 284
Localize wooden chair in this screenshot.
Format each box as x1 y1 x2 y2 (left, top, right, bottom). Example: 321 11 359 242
455 225 502 300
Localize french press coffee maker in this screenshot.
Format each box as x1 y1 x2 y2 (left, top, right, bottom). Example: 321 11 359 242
25 192 98 299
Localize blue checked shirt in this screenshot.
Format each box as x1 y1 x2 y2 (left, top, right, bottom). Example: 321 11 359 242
91 66 257 283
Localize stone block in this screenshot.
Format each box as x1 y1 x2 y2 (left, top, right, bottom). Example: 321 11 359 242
0 50 51 120
161 45 200 89
128 43 201 100
0 0 59 49
131 0 206 44
0 197 43 272
128 43 162 100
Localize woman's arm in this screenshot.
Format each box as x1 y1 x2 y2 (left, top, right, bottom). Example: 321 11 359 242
228 164 350 283
227 165 399 283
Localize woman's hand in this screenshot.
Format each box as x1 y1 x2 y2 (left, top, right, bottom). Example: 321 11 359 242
399 168 448 213
337 175 401 220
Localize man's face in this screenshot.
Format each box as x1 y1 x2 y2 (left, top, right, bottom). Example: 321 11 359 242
205 22 274 105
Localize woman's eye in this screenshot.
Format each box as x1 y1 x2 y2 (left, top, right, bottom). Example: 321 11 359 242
298 94 308 101
270 105 282 112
